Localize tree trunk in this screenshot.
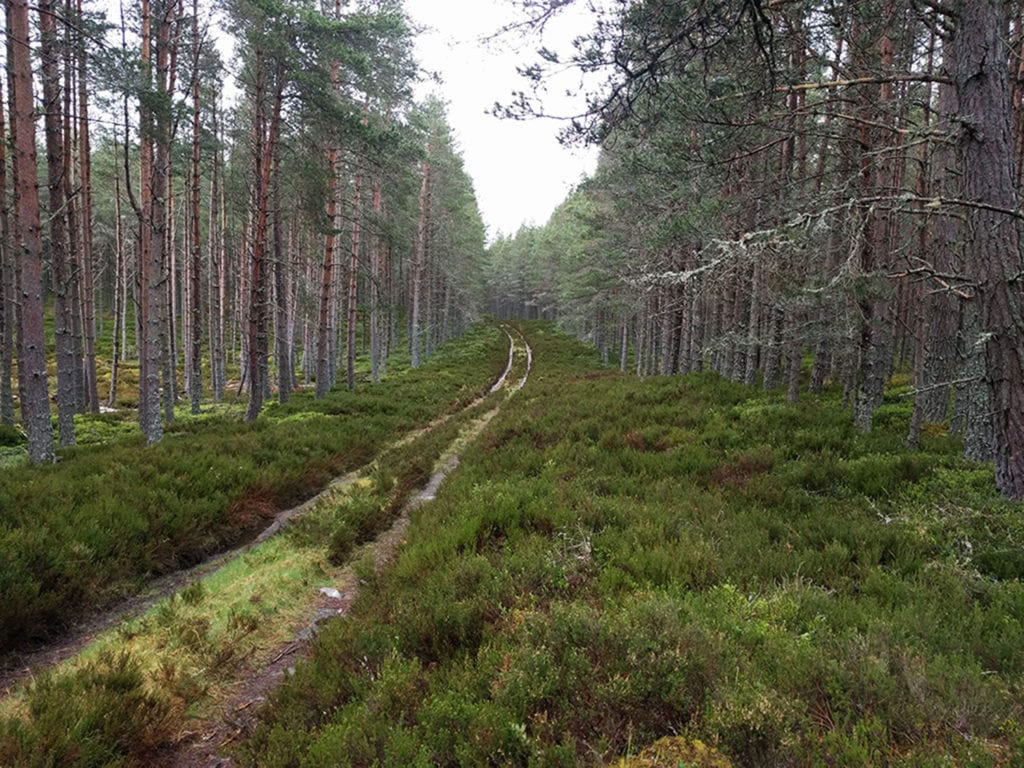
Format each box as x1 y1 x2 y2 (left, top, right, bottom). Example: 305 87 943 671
136 0 165 444
188 0 203 414
110 169 125 407
75 0 98 413
954 0 1024 498
347 126 366 390
245 58 284 422
410 156 429 368
40 0 77 447
316 147 339 398
273 147 291 403
0 74 14 425
8 0 55 462
369 172 383 384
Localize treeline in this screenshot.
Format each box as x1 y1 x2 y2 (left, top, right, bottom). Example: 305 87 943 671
0 0 486 461
487 0 1024 500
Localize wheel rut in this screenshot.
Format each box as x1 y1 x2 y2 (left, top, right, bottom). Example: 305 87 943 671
156 325 531 767
1 326 533 768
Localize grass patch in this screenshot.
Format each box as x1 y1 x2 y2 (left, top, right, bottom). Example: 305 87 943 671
0 326 529 767
233 322 1024 768
0 324 509 653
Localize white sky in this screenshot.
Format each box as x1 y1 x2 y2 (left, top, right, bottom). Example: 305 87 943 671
401 1 599 241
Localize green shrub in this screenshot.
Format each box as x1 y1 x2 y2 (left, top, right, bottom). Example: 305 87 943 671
0 423 24 447
0 323 508 652
228 323 1024 767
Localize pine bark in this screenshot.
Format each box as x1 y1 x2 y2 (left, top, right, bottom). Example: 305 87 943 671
954 0 1024 498
273 149 291 403
346 125 366 390
188 0 203 414
40 0 77 446
137 0 165 444
76 0 98 413
245 57 284 422
410 156 429 368
8 0 56 462
315 148 339 398
0 74 14 425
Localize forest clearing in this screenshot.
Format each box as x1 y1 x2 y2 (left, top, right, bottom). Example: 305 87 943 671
3 0 1024 765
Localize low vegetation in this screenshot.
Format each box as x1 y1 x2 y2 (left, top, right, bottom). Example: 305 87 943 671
0 324 508 653
231 323 1024 767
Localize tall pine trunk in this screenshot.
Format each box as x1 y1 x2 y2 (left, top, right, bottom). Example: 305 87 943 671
188 0 203 414
8 0 55 462
954 0 1024 498
410 156 429 368
245 57 284 422
0 74 14 425
40 0 77 446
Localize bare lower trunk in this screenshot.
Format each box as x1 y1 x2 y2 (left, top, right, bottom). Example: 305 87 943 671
273 154 291 404
0 74 14 425
955 0 1024 498
410 157 429 369
8 0 55 462
40 0 76 447
316 149 339 397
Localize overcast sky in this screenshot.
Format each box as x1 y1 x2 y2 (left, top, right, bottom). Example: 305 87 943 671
401 1 599 242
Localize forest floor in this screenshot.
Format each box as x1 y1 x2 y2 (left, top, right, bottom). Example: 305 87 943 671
0 325 533 768
5 323 1023 768
155 329 531 767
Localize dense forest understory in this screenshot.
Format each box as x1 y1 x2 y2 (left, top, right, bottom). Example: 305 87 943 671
1 322 1021 767
234 324 1022 766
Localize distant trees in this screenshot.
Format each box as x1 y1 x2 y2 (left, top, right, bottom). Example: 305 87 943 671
0 0 487 458
492 0 1024 500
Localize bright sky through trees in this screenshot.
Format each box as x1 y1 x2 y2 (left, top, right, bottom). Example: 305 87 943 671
402 0 598 241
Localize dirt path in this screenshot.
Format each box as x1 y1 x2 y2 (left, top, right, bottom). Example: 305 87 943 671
2 326 532 767
155 327 531 767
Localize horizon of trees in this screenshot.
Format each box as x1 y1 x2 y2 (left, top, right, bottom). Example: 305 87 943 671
485 0 1024 501
0 0 487 459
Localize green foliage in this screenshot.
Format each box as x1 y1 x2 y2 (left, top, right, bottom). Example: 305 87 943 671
236 323 1024 768
0 651 175 767
0 423 24 447
0 324 507 652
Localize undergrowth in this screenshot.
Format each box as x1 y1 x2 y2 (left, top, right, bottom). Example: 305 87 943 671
0 324 508 653
233 322 1024 768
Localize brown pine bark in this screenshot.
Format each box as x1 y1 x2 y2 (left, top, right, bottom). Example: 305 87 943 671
0 74 14 425
315 148 339 398
208 102 226 402
62 31 87 415
188 0 203 414
7 0 56 462
852 6 897 433
273 145 291 404
136 0 164 444
954 0 1024 499
410 155 430 368
109 167 125 407
369 171 383 383
244 57 284 422
346 102 369 391
40 0 77 447
75 0 98 413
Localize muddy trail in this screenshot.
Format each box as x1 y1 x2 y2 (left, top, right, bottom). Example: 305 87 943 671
1 326 532 767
